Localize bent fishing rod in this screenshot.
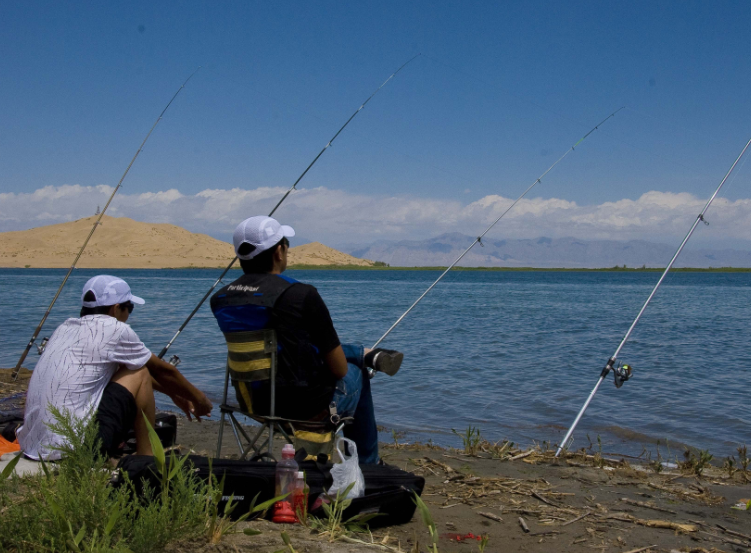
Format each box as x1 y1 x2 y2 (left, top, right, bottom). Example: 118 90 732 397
11 69 200 381
555 136 751 457
156 55 420 360
370 107 624 352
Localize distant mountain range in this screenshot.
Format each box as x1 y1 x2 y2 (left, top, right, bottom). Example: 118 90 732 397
346 233 751 268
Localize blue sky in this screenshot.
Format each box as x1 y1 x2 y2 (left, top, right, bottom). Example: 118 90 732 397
2 1 751 247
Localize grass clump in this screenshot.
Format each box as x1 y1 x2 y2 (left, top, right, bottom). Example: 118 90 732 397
306 482 378 542
0 408 243 552
738 445 749 472
680 448 714 476
452 426 482 456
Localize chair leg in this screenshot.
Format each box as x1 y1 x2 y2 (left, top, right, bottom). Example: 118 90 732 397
227 413 269 461
241 423 268 461
275 422 294 445
216 410 227 458
228 414 248 456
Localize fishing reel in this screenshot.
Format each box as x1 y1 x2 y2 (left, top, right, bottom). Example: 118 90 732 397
36 337 49 355
601 358 633 388
167 355 181 367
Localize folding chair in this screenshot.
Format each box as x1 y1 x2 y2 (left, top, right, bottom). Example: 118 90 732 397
215 329 349 461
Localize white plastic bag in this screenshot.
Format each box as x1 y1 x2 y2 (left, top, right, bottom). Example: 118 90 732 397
327 436 365 499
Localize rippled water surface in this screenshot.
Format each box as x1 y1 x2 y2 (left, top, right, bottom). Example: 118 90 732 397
2 268 750 456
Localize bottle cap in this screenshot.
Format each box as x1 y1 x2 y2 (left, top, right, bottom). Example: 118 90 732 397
281 444 295 459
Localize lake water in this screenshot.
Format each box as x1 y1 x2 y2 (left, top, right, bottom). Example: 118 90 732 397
1 268 749 458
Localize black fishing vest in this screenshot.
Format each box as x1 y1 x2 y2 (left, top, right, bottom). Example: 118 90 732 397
210 273 331 389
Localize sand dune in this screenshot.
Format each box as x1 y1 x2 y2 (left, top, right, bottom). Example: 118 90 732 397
288 242 373 267
0 216 373 269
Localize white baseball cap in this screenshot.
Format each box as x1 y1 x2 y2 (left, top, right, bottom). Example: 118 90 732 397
81 275 145 307
233 216 295 260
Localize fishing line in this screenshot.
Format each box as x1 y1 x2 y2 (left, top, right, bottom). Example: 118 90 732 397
555 136 751 457
370 107 624 351
11 69 201 381
155 55 421 360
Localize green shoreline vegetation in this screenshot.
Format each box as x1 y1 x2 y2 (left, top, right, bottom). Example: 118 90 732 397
0 409 282 552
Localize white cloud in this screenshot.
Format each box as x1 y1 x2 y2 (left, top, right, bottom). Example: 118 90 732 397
1 185 750 247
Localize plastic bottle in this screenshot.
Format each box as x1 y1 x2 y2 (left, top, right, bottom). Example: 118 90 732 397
292 471 309 523
272 444 298 523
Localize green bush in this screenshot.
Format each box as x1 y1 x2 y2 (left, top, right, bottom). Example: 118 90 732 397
0 408 231 552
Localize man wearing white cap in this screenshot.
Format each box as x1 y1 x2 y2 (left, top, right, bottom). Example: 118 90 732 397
18 275 213 461
211 216 403 464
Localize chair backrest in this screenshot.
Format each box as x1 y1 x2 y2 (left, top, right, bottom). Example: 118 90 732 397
223 329 277 415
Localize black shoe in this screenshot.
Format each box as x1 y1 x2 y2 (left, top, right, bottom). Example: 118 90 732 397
366 348 403 376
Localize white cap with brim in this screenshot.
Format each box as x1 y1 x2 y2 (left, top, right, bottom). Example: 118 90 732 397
81 275 146 308
233 216 295 260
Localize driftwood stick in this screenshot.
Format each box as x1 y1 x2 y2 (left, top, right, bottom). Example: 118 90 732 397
621 546 658 553
424 457 454 473
620 497 676 514
478 511 503 523
531 490 560 507
340 535 402 552
518 516 530 533
602 514 697 533
722 536 751 548
717 524 751 541
561 511 591 526
509 450 534 461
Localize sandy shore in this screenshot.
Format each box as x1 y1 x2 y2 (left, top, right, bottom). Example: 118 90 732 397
3 368 750 552
174 416 751 553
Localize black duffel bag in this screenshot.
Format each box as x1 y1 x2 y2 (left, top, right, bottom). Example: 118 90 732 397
115 454 424 528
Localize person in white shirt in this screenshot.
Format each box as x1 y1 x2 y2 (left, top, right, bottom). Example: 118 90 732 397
17 275 213 460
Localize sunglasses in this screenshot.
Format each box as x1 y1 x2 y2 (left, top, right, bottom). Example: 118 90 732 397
121 301 135 314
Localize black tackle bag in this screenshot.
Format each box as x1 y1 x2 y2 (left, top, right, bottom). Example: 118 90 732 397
115 455 424 528
123 412 176 454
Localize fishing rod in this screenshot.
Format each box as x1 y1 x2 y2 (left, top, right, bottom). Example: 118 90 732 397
11 69 200 381
369 107 624 353
156 55 421 360
555 136 751 457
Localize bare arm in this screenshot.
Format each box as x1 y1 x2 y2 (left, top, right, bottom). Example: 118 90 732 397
324 345 349 380
145 354 213 417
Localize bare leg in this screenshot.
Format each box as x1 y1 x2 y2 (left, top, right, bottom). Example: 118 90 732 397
110 366 155 455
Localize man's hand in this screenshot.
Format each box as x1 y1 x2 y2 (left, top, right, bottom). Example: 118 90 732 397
146 354 213 421
172 393 213 422
193 393 213 418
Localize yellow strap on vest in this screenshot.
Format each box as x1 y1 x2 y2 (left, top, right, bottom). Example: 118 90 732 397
228 357 271 373
293 429 333 444
236 381 254 414
227 340 266 354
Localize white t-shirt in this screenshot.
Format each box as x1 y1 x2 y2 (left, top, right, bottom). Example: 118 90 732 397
17 315 152 460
